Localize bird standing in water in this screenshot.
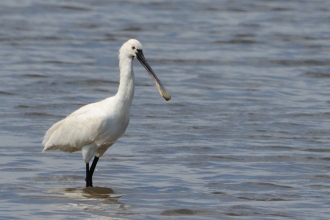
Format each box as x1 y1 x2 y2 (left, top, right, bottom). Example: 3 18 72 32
42 39 171 187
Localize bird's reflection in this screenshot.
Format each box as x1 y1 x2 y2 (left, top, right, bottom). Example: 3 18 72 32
48 186 122 201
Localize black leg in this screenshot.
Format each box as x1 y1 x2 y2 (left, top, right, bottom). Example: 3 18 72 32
85 157 99 187
89 156 99 187
90 156 99 177
86 163 91 187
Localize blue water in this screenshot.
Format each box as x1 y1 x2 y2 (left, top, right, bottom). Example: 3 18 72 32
1 0 330 219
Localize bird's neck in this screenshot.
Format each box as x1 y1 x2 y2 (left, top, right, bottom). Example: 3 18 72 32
116 55 135 105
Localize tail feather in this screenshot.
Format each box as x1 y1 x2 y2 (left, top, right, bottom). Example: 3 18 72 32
42 119 64 151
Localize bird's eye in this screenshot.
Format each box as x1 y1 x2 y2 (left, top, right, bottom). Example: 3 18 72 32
132 46 135 50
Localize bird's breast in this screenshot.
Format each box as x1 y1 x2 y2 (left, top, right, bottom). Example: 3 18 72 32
94 102 131 147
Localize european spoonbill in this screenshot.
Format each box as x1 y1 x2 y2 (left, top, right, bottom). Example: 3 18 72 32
42 39 171 187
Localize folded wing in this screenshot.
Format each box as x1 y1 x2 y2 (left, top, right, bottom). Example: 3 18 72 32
42 103 106 153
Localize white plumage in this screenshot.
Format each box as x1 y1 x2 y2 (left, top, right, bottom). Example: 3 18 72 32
42 39 170 187
43 96 129 158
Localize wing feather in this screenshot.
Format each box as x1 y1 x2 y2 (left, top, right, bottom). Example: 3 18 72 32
42 102 106 152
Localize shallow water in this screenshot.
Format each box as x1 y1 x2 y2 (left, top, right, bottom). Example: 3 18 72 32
1 0 330 219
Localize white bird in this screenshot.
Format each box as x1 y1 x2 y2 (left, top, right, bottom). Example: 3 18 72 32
42 39 171 187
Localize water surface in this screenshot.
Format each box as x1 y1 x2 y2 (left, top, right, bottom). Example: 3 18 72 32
1 0 330 219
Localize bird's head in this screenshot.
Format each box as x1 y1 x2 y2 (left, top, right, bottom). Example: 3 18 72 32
120 39 143 59
119 39 171 101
